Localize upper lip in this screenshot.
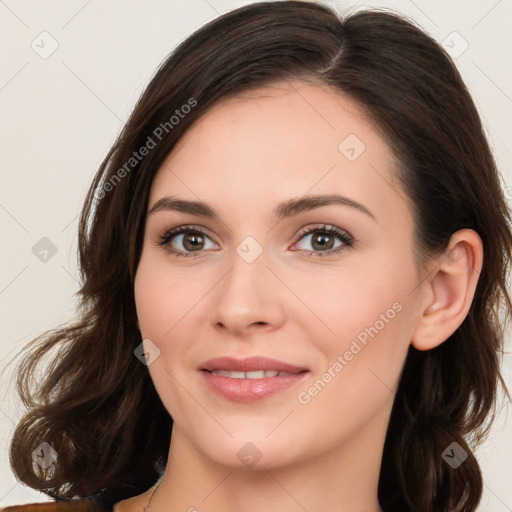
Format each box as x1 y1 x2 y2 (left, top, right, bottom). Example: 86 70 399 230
200 356 308 374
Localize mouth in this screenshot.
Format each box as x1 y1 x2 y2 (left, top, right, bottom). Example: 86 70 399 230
200 355 309 374
199 356 309 402
203 369 305 379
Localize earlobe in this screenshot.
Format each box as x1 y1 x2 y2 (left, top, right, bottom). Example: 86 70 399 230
411 229 483 351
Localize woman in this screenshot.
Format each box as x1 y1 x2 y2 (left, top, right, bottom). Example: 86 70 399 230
3 1 511 511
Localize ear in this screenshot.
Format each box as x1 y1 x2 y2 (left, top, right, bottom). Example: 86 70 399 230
411 229 483 351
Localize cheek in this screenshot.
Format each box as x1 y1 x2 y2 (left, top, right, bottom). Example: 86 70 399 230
134 259 194 416
134 256 202 340
290 248 415 346
292 251 416 412
293 301 412 451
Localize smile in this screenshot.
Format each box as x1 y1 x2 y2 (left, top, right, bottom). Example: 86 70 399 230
207 370 298 378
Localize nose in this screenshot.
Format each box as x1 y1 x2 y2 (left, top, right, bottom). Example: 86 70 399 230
209 245 286 337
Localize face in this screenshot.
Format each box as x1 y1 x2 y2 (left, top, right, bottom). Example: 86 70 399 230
134 81 425 471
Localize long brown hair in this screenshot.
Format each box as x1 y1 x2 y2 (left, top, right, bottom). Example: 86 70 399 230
7 2 511 511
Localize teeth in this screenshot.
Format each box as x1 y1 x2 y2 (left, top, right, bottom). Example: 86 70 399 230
209 370 293 378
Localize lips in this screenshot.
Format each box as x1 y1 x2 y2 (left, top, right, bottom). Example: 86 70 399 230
208 369 295 378
199 356 309 402
200 355 308 374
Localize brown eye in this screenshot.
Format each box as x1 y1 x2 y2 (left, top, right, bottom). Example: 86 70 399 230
310 232 335 250
293 224 353 257
181 232 205 251
157 226 217 257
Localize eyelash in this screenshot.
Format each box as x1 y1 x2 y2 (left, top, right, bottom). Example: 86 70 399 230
156 224 354 258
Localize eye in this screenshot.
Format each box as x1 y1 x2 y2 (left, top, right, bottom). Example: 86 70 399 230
156 223 354 258
292 224 354 257
156 225 217 257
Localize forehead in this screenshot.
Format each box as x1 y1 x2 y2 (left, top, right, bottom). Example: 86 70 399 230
149 81 408 227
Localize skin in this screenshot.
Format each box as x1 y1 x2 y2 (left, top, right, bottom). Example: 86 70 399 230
119 81 483 512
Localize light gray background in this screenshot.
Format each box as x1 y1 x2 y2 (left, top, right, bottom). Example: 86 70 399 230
1 0 511 509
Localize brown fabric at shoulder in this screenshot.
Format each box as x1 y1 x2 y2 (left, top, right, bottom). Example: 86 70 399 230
0 501 101 512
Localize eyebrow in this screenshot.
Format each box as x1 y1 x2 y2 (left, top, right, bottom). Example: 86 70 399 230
147 193 375 221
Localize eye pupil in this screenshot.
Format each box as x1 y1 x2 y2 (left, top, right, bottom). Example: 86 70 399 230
183 233 203 251
313 233 334 250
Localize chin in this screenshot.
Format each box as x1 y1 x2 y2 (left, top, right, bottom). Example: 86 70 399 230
196 433 305 471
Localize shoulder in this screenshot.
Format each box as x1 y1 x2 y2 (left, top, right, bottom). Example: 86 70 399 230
1 485 158 512
0 501 106 512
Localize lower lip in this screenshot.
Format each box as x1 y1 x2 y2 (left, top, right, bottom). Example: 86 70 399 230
200 370 309 402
